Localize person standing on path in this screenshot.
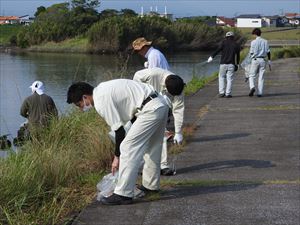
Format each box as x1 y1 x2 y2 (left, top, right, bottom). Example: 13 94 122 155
67 80 169 205
133 67 185 176
248 28 271 97
207 31 240 98
132 37 177 176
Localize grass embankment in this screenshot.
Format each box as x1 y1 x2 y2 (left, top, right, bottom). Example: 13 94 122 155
0 25 22 46
240 46 300 60
0 110 113 225
28 36 90 53
239 27 300 40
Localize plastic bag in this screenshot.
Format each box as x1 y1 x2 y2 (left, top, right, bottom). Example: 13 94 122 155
241 54 252 78
96 172 119 201
96 171 146 201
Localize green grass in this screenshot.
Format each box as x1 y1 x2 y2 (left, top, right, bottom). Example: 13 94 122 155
0 24 22 46
184 72 218 96
240 46 300 61
239 27 300 40
0 109 114 225
28 36 90 53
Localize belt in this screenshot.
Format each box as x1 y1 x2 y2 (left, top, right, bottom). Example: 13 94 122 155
141 93 158 108
254 56 265 60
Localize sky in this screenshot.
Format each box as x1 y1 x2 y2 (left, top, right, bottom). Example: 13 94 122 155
0 0 299 18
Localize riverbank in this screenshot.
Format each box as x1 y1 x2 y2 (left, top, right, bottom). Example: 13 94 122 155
73 57 300 225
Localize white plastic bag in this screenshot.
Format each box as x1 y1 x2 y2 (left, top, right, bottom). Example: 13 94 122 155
96 172 119 201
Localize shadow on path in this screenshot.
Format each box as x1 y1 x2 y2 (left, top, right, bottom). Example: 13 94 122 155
188 133 250 143
177 159 275 174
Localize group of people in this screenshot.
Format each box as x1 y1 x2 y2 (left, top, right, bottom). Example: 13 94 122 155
18 28 271 205
207 28 271 98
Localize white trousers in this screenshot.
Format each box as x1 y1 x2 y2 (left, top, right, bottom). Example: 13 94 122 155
114 97 169 197
219 64 235 95
160 136 169 169
249 58 266 95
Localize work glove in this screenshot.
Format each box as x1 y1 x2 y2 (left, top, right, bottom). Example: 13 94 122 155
234 64 239 72
207 56 213 63
268 60 272 71
144 61 149 68
173 132 183 144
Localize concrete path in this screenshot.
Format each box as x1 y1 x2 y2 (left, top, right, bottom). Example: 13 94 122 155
73 58 300 225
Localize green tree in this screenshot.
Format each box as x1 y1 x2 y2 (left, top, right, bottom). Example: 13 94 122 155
120 9 137 17
34 6 46 17
71 0 100 9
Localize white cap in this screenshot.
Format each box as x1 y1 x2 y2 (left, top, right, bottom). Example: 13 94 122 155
225 31 234 37
29 81 44 95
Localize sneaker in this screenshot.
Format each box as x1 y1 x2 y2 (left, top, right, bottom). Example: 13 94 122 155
219 93 225 98
100 193 133 205
249 88 255 97
161 168 175 176
225 95 232 98
137 185 159 194
257 95 262 97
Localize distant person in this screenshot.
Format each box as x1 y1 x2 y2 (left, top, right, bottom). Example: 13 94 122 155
132 37 170 70
248 28 271 97
20 81 58 129
67 80 169 205
207 31 240 98
133 67 185 176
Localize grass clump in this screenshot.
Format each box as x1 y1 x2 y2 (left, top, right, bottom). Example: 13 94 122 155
0 109 114 225
184 72 218 96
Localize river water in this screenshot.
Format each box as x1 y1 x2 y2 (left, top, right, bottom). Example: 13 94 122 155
0 51 219 142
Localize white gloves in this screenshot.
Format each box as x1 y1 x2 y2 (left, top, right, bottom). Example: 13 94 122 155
144 61 149 68
173 132 183 144
207 56 213 63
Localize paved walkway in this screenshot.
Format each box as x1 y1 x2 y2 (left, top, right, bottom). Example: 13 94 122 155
73 58 300 225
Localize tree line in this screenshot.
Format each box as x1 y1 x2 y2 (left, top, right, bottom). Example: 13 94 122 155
15 0 246 52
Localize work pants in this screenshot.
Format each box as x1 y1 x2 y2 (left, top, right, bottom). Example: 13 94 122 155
219 64 235 96
114 97 169 197
249 58 266 95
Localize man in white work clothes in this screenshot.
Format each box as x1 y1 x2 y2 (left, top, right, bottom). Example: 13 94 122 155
67 79 169 205
248 28 271 97
134 67 185 176
132 37 170 70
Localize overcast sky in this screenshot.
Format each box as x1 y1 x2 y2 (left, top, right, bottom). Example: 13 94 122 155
0 0 299 18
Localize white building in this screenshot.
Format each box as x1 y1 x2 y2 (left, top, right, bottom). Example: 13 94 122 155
236 14 262 28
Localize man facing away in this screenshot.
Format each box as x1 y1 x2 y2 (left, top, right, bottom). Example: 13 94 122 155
132 37 170 70
67 79 169 205
133 67 185 176
207 31 240 98
20 81 58 130
248 28 271 97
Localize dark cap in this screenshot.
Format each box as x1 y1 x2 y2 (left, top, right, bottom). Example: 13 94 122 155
165 75 185 96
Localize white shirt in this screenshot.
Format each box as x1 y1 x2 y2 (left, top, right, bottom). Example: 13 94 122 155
145 47 170 70
93 79 154 131
133 68 184 134
250 37 270 58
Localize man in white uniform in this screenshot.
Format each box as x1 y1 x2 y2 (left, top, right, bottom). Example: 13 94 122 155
133 68 185 176
132 37 170 70
248 28 271 97
67 80 169 205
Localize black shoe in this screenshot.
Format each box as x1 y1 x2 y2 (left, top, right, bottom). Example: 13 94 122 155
219 93 225 98
161 168 175 176
225 95 232 98
100 193 133 205
245 77 249 83
137 185 159 194
249 88 255 97
257 95 262 97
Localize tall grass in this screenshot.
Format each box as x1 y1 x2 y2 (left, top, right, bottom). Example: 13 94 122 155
240 46 300 61
0 109 113 224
